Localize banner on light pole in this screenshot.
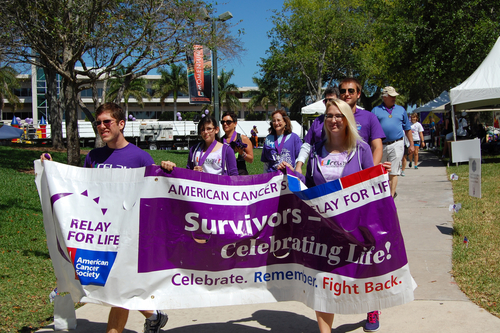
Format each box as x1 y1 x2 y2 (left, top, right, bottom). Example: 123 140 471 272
187 45 212 105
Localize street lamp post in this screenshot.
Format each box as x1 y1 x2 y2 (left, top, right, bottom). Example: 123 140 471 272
202 9 233 124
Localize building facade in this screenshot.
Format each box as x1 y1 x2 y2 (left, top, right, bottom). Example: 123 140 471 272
1 68 274 125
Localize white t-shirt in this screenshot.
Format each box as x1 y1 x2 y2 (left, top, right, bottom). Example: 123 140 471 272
194 147 224 175
410 122 424 141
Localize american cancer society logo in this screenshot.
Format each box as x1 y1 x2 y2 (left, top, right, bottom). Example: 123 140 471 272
67 247 117 286
52 189 118 286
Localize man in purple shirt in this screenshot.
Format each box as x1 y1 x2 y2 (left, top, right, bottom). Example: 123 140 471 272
338 78 385 165
339 78 386 333
41 103 167 333
295 85 340 173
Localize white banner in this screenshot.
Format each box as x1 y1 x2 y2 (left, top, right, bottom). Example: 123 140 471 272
35 161 415 314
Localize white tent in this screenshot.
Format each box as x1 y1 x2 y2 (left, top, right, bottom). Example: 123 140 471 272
450 36 500 111
301 99 325 115
414 91 450 113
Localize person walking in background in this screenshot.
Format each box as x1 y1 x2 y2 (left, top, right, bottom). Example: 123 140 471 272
41 103 168 333
220 111 254 175
261 109 302 173
408 113 425 169
429 117 436 149
295 85 340 174
401 135 410 176
251 125 259 148
161 116 238 176
277 99 390 333
372 86 414 199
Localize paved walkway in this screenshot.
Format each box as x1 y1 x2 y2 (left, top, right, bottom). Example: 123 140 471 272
37 151 500 332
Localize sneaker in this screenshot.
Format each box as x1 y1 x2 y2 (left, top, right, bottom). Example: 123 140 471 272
144 311 168 333
414 165 418 169
401 171 405 177
364 311 380 332
409 161 412 167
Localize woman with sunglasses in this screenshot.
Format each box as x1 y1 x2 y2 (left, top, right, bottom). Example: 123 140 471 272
261 109 302 173
161 116 238 176
220 111 254 175
278 99 390 333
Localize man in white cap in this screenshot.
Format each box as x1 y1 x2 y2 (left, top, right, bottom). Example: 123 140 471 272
371 86 414 199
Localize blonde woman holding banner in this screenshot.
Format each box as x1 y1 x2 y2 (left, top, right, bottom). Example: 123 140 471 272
278 99 390 333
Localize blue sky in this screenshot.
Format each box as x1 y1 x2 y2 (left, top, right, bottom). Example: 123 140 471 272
212 0 284 87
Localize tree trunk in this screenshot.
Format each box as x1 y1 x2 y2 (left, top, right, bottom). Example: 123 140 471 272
174 99 177 121
61 77 81 166
77 97 104 148
44 66 64 149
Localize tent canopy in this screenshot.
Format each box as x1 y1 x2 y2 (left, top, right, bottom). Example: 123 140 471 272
0 125 24 140
414 91 450 113
301 99 325 115
450 36 500 111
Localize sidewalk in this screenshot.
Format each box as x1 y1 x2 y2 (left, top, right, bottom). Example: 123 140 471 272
37 151 500 332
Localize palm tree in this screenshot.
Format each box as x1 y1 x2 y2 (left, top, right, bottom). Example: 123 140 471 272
217 69 241 114
154 64 188 121
107 67 151 118
247 77 290 119
0 66 21 120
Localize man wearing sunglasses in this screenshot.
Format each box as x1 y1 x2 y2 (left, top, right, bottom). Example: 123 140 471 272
41 103 168 333
295 85 340 174
338 78 385 166
338 78 387 333
371 86 414 201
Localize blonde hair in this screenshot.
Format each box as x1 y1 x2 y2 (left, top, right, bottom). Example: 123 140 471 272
323 99 362 153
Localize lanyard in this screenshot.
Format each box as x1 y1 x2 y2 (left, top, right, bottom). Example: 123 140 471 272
197 140 218 166
383 104 395 118
274 134 287 155
224 131 237 144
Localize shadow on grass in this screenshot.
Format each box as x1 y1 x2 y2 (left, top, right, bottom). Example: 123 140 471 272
22 249 50 259
0 148 45 170
0 195 42 213
481 157 500 164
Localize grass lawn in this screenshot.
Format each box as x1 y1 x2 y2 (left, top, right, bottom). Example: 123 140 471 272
447 154 500 318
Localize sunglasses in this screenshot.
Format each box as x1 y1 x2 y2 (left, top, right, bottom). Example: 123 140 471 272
93 119 115 126
339 88 356 95
220 120 234 125
323 98 335 104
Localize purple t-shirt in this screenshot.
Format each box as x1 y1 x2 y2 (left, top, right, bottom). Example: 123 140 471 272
304 108 385 146
84 143 154 169
354 108 386 145
304 114 325 145
261 132 302 172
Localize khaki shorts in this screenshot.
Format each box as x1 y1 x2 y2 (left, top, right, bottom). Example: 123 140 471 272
382 140 404 176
